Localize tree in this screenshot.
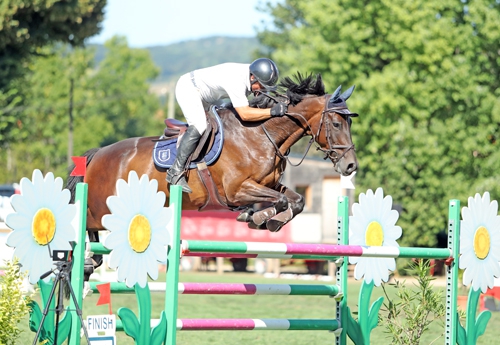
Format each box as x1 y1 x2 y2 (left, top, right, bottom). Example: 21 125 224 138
0 0 106 147
2 45 96 180
0 0 106 88
1 36 161 181
258 0 500 246
86 36 161 146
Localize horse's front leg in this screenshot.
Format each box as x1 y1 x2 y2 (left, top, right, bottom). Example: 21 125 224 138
230 180 289 230
266 185 304 232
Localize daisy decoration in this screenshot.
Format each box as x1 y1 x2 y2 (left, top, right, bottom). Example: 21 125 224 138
5 169 76 284
102 170 172 288
101 171 172 344
349 187 402 285
345 187 402 345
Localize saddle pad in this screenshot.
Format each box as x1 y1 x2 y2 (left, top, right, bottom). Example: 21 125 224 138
153 111 224 169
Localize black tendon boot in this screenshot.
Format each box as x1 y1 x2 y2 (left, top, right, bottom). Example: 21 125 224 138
166 126 202 193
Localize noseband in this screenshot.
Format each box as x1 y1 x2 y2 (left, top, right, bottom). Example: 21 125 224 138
258 92 355 166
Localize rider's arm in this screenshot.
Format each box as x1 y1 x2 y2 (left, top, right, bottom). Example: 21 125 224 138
234 106 272 121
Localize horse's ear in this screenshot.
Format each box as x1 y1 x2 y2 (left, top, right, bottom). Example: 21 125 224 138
340 85 355 100
329 85 342 103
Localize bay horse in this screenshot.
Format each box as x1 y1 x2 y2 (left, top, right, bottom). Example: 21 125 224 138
67 73 358 270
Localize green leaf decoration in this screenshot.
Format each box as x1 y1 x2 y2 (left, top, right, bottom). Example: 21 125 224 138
28 280 57 343
368 296 384 331
28 301 42 333
457 316 466 345
118 307 140 339
346 306 364 345
474 310 491 340
29 300 54 344
150 311 167 345
28 290 73 344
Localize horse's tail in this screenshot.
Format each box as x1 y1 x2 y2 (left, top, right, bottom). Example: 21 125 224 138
67 147 100 203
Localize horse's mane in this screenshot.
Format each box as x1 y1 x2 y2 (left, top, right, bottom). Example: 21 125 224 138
249 72 326 108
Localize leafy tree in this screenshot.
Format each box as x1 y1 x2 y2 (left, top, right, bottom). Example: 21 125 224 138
87 36 161 146
1 36 161 181
258 0 500 246
0 0 106 147
0 0 106 88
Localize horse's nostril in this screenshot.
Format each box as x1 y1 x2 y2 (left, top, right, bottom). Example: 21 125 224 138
346 163 357 174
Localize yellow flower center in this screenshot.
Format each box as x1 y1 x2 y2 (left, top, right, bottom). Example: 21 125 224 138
128 214 151 253
365 221 384 246
473 226 490 260
32 208 56 245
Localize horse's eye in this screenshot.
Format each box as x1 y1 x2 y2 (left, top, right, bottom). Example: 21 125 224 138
333 122 341 129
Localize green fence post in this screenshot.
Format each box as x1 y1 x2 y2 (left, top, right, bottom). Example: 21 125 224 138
445 199 460 345
337 195 349 345
165 185 183 345
69 182 88 345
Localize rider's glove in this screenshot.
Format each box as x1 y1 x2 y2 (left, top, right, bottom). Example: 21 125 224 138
270 102 288 117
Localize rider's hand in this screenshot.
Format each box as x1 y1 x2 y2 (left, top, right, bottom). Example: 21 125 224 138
270 102 288 117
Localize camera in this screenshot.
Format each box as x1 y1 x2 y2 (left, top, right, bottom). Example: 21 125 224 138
52 250 73 262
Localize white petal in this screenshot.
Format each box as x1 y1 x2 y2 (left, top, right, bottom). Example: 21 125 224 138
148 242 168 263
5 213 32 232
102 214 129 233
9 194 32 216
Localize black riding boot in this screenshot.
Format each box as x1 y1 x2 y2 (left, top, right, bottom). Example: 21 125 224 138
166 126 202 193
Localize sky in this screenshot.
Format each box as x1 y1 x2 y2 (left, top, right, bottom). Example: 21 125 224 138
88 0 274 48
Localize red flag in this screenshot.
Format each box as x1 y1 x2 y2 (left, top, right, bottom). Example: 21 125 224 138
70 156 87 178
96 282 112 314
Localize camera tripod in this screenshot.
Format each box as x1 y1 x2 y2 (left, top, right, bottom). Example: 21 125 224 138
32 260 90 345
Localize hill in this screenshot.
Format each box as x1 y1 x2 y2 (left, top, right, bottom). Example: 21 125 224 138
91 36 262 84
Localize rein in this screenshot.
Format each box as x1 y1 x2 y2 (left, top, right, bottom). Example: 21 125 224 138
258 92 355 167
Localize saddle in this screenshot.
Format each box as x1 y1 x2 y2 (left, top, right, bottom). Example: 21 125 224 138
162 107 219 162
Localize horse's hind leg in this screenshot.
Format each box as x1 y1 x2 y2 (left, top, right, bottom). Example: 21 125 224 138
266 185 305 232
230 181 289 230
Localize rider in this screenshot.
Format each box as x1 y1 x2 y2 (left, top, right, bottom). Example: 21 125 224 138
167 58 289 193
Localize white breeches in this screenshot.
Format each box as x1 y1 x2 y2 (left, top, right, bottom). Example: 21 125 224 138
175 73 208 134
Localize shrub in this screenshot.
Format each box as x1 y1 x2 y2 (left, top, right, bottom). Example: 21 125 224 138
0 258 33 345
380 259 445 345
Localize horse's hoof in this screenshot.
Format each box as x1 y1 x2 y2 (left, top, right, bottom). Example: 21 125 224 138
252 207 276 225
236 209 254 222
266 208 293 232
248 222 267 230
266 219 284 232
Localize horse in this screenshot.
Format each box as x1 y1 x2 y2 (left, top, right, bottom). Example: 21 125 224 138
67 73 358 270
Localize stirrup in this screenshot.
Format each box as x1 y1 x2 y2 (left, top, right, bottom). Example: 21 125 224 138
166 172 192 193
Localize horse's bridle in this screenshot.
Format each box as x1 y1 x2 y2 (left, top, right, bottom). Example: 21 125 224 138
259 92 356 167
315 94 356 164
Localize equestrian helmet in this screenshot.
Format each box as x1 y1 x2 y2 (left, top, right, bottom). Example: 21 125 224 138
249 58 279 88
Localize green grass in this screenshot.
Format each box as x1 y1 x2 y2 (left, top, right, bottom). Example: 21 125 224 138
16 271 500 344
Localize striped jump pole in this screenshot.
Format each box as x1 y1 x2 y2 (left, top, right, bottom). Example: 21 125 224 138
113 318 340 332
91 242 342 261
88 281 341 296
181 240 452 260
